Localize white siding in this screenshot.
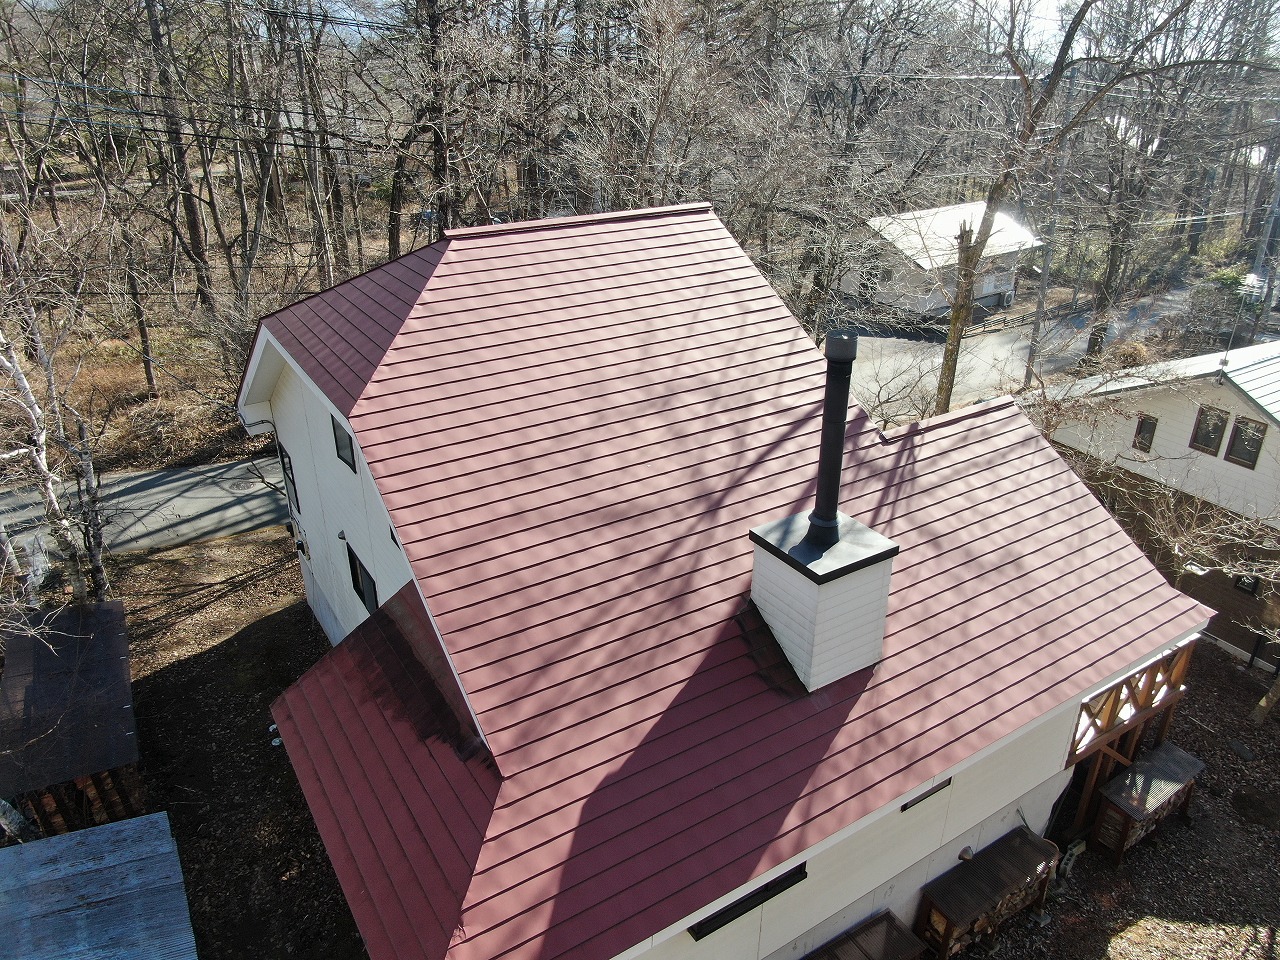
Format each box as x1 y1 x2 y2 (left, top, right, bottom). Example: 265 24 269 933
843 257 1017 318
750 546 892 691
269 363 415 643
616 701 1077 960
871 261 952 316
1053 379 1280 527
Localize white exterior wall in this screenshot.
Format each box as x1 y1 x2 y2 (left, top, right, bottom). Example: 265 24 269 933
1053 379 1280 528
615 704 1077 960
842 256 1018 317
267 359 415 644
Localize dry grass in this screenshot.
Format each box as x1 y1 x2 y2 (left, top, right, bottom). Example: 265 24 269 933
54 329 270 473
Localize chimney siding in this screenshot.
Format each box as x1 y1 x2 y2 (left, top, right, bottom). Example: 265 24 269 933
750 541 895 691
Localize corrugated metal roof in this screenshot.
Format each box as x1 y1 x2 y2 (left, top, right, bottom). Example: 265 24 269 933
1 811 198 960
1099 741 1205 820
1059 338 1280 425
865 202 1040 270
920 826 1057 927
259 205 1210 960
0 602 136 796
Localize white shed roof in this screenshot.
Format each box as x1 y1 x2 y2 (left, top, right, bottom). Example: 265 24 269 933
867 202 1041 270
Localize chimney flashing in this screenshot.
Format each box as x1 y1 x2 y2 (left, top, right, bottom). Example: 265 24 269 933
749 512 899 585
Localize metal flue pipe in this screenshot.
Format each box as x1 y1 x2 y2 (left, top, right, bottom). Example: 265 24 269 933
804 330 858 548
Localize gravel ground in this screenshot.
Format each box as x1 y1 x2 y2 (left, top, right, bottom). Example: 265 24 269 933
115 529 1279 960
988 642 1280 960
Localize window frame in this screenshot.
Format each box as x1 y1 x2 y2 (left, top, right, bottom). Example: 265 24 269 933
278 443 300 513
1188 405 1229 456
1224 416 1267 469
332 415 357 472
1132 414 1158 453
347 544 377 614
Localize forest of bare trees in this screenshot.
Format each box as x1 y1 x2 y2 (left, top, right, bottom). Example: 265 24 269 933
0 0 1278 610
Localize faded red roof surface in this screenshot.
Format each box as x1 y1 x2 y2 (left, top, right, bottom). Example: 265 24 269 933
266 205 1211 960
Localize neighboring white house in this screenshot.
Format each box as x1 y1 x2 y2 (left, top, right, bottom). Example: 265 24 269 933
1051 339 1280 659
1051 340 1280 527
842 202 1041 317
238 205 1209 960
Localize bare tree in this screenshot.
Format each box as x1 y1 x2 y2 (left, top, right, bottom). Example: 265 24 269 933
934 0 1273 414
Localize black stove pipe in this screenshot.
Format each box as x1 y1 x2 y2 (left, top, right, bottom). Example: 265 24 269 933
804 330 858 548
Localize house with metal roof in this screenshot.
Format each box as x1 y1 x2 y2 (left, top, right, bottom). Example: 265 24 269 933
840 202 1041 317
237 204 1210 960
1051 338 1280 661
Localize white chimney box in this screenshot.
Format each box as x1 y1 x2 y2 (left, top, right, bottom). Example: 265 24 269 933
749 512 898 692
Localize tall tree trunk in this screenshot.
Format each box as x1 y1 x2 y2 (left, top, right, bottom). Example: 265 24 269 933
142 0 216 311
935 181 1004 415
126 248 159 398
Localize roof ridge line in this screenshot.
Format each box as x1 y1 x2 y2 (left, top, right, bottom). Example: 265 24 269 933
873 396 1018 444
443 203 714 240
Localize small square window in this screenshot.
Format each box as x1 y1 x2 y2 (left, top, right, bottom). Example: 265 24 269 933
1224 417 1266 469
347 544 377 614
1234 574 1261 595
332 416 357 472
279 443 300 513
1189 406 1229 456
1132 414 1157 453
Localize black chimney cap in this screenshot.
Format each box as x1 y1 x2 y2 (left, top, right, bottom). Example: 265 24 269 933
824 330 858 362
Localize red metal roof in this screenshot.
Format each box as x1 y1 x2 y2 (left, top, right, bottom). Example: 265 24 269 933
266 205 1212 960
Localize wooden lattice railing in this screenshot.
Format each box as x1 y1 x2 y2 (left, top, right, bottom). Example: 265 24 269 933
1069 640 1196 763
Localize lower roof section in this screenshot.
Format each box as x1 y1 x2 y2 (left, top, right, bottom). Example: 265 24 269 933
272 583 502 960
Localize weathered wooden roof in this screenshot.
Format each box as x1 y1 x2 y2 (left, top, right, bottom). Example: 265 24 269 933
1 811 198 960
0 602 136 796
263 206 1211 960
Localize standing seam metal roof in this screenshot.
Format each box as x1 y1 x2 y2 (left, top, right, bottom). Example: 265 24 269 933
1061 338 1280 426
264 205 1210 960
865 202 1040 270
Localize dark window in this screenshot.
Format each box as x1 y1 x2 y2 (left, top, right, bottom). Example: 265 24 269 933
688 865 807 941
1132 414 1158 453
1189 406 1229 455
1234 574 1261 595
901 777 952 812
332 415 357 472
347 544 377 614
279 444 300 513
1224 417 1267 469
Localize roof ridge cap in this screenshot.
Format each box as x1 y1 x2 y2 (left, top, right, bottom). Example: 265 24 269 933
443 203 714 240
874 396 1018 443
